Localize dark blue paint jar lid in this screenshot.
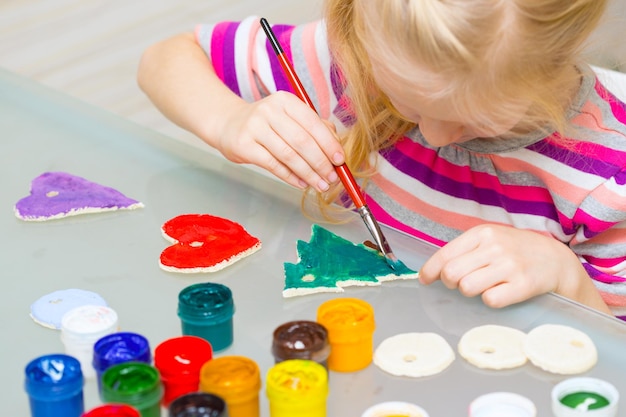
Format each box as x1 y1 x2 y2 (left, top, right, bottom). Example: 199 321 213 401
92 332 151 371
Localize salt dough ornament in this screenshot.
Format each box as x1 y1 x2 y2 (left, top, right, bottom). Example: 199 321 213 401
15 171 143 221
523 324 597 375
373 332 455 378
458 324 528 370
283 225 418 297
159 213 262 273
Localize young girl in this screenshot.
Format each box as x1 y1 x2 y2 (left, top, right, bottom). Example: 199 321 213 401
138 0 626 319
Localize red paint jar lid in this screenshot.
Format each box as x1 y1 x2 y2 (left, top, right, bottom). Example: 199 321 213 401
82 404 140 417
154 336 213 379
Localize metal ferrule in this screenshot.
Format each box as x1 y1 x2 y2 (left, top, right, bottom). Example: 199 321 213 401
357 205 395 259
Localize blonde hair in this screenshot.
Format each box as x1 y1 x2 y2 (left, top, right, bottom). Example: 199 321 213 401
307 0 607 219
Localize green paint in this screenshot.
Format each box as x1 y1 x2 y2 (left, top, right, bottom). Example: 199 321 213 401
284 225 417 294
560 392 610 410
101 362 163 416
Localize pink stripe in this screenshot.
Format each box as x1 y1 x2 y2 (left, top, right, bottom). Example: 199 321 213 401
209 22 229 82
395 140 551 203
369 172 507 241
572 208 616 236
595 79 626 124
600 291 626 307
247 19 262 101
301 22 330 119
589 185 626 212
585 254 626 269
498 156 593 210
572 100 616 134
279 26 296 69
365 196 446 247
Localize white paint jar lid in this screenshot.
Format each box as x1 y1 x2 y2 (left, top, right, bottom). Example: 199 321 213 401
469 392 536 417
361 401 430 417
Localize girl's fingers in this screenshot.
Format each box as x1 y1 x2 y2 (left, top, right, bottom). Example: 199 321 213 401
419 232 481 285
256 122 331 192
247 143 308 190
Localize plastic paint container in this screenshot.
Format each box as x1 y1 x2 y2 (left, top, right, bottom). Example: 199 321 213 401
361 401 430 417
178 283 235 352
316 298 375 372
101 362 163 417
82 404 141 417
61 304 119 379
92 332 151 396
552 377 619 417
199 355 261 417
272 320 330 369
168 392 228 417
154 336 213 407
24 354 84 417
469 392 536 417
266 359 328 417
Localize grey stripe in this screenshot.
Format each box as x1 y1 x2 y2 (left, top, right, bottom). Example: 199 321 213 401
365 181 464 242
291 25 320 111
595 279 626 296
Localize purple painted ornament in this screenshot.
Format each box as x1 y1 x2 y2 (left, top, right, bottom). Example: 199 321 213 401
15 172 143 221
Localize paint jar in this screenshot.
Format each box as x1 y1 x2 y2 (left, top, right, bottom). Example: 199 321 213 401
551 377 619 417
24 354 84 417
168 392 228 417
361 401 430 417
154 335 213 407
101 362 163 417
272 320 330 369
266 359 328 417
60 304 119 379
92 332 151 397
199 355 261 417
469 392 536 417
178 283 235 352
82 404 141 417
316 298 375 372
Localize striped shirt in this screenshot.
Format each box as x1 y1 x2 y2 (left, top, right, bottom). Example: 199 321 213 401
196 17 626 319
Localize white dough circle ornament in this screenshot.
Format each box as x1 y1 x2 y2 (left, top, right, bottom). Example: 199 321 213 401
458 324 527 370
373 332 455 377
523 324 597 375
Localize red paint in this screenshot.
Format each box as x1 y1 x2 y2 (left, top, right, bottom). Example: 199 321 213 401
154 336 213 407
82 404 140 417
160 214 260 270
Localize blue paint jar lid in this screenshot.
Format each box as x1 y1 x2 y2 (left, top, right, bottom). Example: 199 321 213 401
177 283 234 323
24 354 84 400
92 332 152 372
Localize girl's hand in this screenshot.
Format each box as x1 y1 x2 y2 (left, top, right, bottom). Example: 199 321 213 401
418 224 609 312
216 91 345 192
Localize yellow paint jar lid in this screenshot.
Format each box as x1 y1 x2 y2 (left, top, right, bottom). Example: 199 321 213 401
316 298 375 344
266 359 328 403
199 355 261 401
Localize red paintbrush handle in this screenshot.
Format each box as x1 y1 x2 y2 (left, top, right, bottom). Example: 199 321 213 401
276 52 316 110
275 52 366 208
335 164 366 208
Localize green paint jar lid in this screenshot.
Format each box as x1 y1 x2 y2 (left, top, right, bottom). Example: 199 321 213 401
177 283 234 323
101 362 163 407
552 377 619 417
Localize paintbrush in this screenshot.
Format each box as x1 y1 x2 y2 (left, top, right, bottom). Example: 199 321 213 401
260 17 399 270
